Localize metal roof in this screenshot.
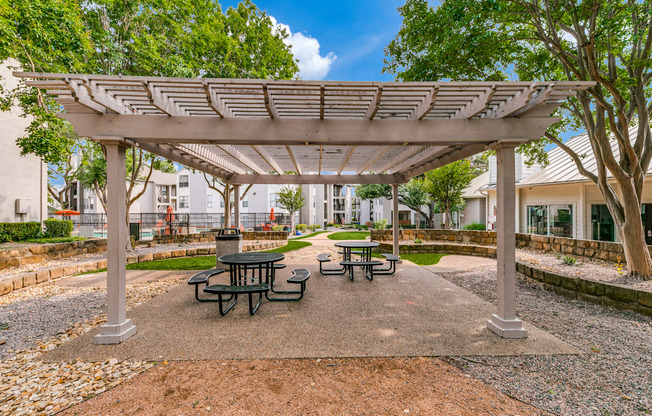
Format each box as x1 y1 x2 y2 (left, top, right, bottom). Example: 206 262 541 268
518 125 652 187
15 72 593 184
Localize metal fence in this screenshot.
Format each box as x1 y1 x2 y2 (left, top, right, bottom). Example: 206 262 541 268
52 212 291 240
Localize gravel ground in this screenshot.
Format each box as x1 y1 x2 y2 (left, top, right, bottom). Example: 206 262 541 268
435 265 652 416
0 279 180 415
0 292 104 359
516 248 652 291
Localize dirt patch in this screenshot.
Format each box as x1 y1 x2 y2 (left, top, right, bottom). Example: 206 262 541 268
60 357 547 416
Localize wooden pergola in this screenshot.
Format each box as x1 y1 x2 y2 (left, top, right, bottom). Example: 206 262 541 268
16 72 592 344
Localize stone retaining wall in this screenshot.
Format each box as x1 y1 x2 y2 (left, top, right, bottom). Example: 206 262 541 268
151 230 288 245
518 263 652 317
371 229 652 263
375 242 497 258
0 239 107 271
0 231 289 271
376 240 651 316
0 240 284 297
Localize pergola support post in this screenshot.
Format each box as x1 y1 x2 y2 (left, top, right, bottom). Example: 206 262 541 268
233 185 241 230
392 184 399 257
487 144 528 339
94 141 137 345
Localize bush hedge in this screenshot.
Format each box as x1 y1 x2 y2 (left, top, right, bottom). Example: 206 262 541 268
0 221 41 243
463 222 486 231
44 219 73 238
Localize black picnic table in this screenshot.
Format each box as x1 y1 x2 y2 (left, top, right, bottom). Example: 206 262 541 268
334 241 381 280
218 252 285 286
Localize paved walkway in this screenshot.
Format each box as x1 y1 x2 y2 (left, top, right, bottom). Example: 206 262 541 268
43 233 575 362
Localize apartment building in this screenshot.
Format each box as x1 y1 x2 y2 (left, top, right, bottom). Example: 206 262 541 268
0 60 48 223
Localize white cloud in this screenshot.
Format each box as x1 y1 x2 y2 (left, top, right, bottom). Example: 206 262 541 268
271 17 336 80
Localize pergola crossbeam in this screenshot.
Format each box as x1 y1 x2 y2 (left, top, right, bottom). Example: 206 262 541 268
450 85 496 119
387 146 449 174
286 145 302 175
409 87 438 120
365 86 383 120
251 145 283 175
217 144 266 174
175 144 245 175
337 146 356 174
357 146 391 174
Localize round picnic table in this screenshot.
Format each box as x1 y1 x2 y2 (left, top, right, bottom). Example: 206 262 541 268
334 241 380 280
218 252 284 286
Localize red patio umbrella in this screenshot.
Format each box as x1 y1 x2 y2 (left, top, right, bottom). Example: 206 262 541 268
269 207 276 222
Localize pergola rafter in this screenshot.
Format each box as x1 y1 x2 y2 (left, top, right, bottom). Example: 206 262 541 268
15 71 593 345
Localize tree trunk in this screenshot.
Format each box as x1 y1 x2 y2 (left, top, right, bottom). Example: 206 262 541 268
290 212 296 235
615 197 652 278
223 186 231 228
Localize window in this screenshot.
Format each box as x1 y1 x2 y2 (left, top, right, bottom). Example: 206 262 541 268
206 195 213 209
220 196 224 208
242 200 248 208
591 204 614 242
527 204 573 238
179 196 189 209
270 193 281 208
179 175 189 188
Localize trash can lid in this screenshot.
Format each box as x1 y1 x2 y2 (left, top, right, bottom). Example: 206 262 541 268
216 228 241 240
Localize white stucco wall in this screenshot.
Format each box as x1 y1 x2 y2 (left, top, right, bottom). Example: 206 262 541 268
0 60 47 223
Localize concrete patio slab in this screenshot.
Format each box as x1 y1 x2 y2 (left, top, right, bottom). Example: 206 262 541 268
42 257 576 362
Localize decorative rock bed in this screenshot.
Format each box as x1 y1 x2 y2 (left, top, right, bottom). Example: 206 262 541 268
375 241 652 317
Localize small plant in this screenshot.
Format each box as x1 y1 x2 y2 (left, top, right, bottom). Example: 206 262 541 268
560 254 578 266
463 222 486 231
372 218 389 229
414 238 423 244
326 222 335 227
296 224 308 232
615 256 625 275
272 225 285 232
308 224 320 231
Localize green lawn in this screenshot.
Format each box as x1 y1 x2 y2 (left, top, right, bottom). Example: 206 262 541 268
25 236 88 244
81 240 312 273
370 251 446 266
264 240 311 253
291 231 328 240
326 231 370 240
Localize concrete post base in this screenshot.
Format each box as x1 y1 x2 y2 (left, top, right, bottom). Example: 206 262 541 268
94 319 137 345
486 314 528 339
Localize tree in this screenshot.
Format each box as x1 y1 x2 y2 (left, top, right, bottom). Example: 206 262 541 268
398 178 436 229
276 185 305 235
77 141 175 245
424 161 475 229
385 0 652 277
355 180 437 227
203 174 253 228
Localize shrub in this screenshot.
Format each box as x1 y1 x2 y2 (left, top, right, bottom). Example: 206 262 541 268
463 222 486 231
0 221 41 243
372 218 388 229
355 224 368 230
272 225 285 232
414 238 423 244
326 222 335 227
308 224 320 231
560 254 578 266
296 224 308 232
44 219 73 238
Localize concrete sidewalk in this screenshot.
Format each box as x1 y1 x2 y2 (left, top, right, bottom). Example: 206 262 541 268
43 254 576 362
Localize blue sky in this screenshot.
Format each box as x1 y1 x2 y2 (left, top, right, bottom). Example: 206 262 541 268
221 0 406 81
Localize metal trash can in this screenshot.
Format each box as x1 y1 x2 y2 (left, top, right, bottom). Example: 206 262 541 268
215 228 243 263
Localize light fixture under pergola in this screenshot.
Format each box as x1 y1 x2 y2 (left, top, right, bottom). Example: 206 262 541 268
15 71 592 345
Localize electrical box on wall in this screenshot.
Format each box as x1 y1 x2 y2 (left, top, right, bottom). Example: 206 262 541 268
15 198 31 215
